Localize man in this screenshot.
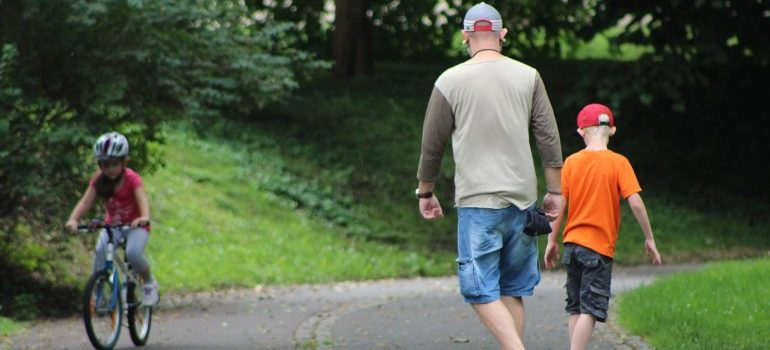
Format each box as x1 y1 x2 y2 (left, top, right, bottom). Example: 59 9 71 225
415 2 563 349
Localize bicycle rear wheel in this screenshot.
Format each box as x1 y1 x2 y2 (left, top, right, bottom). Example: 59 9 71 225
126 279 152 345
83 270 123 350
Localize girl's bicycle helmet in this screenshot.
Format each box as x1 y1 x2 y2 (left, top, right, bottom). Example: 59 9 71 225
93 132 129 161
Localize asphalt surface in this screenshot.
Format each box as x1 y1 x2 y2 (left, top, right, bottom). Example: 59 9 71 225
4 264 700 350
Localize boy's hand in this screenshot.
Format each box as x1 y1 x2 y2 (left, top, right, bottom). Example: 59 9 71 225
131 217 150 228
544 242 560 269
645 239 662 265
65 220 78 233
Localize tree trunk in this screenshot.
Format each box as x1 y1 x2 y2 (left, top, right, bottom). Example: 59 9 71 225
0 0 23 44
332 0 373 78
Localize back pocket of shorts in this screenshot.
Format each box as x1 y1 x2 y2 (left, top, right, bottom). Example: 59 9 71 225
456 257 479 297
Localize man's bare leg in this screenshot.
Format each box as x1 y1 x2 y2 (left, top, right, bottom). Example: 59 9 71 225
501 296 525 337
472 300 525 350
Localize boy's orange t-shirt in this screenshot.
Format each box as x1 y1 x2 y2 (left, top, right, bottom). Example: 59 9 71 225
561 149 641 258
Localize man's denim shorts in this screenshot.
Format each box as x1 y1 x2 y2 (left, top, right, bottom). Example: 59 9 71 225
562 243 613 322
456 205 540 304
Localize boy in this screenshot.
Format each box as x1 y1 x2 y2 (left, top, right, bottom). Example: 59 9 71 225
544 103 662 350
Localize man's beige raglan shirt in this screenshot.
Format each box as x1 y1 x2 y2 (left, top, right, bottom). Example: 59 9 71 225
417 57 563 209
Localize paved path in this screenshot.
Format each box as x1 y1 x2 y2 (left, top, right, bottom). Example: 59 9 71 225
5 264 700 350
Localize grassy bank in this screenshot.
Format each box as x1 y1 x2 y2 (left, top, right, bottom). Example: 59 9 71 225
0 317 20 337
618 258 770 349
145 128 454 290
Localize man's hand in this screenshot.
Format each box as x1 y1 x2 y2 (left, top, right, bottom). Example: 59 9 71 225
544 241 560 269
419 196 444 220
541 193 562 221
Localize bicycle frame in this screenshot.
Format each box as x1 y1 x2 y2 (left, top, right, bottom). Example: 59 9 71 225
80 220 153 350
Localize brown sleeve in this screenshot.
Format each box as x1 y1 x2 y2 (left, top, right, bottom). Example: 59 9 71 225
417 87 454 181
531 72 564 168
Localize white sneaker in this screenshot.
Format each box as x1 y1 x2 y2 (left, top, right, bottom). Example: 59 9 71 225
142 281 159 306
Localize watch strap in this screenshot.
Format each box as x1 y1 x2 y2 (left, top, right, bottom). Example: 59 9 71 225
415 189 433 199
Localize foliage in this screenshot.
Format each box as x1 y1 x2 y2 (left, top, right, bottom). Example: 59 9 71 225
250 0 594 59
0 45 92 222
565 1 770 199
256 0 768 64
0 315 22 337
618 258 770 349
0 0 326 221
587 1 768 67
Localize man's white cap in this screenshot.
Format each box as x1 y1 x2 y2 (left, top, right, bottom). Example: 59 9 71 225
463 2 503 32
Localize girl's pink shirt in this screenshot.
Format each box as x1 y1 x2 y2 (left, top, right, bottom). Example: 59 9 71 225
89 167 148 229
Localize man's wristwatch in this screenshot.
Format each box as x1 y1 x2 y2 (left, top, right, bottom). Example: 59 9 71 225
415 189 433 199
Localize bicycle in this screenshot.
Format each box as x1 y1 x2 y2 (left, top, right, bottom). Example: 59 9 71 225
77 220 153 350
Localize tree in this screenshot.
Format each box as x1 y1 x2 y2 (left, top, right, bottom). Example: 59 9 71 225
250 0 593 76
569 0 770 199
331 0 373 77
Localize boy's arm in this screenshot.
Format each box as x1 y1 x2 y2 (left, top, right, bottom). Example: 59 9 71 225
65 186 97 232
131 185 151 228
627 193 662 264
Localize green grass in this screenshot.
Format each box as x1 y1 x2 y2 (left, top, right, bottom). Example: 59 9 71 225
0 317 21 337
617 258 770 349
144 128 454 291
613 197 769 264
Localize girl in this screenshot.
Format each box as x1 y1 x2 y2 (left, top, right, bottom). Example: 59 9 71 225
65 131 159 306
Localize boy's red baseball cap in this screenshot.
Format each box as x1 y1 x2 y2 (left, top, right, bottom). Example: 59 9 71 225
577 103 614 129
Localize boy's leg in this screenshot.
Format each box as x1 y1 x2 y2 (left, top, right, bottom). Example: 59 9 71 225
472 300 525 350
501 296 525 337
125 228 159 305
92 230 110 274
125 228 151 280
566 245 612 350
569 314 596 350
563 244 581 342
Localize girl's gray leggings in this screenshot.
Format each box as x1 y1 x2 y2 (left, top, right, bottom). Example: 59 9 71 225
93 227 150 274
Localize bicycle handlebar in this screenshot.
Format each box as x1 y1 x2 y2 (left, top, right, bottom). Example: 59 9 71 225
75 220 150 233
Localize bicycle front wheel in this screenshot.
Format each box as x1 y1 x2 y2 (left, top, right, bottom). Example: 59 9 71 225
83 270 123 350
127 279 152 345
